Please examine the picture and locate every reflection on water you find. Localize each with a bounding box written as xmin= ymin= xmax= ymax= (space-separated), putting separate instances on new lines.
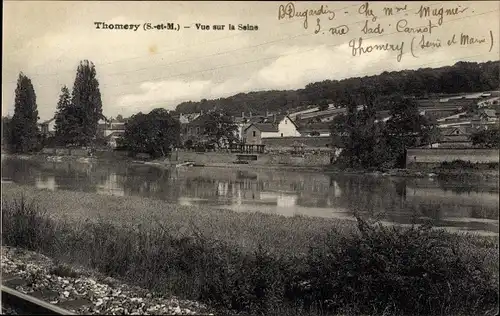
xmin=1 ymin=157 xmax=499 ymax=235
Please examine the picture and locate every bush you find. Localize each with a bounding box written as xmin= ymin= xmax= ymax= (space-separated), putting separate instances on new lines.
xmin=297 ymin=218 xmax=498 ymax=315
xmin=440 ymin=160 xmax=476 ymax=169
xmin=1 ymin=198 xmax=498 ymax=315
xmin=439 ymin=160 xmax=499 ymax=171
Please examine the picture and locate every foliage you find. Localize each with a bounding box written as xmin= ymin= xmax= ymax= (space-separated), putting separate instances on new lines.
xmin=384 ymin=95 xmax=439 ymax=166
xmin=118 ymin=108 xmax=180 ymax=158
xmin=332 ymin=93 xmax=440 ymax=169
xmin=463 ymin=100 xmax=479 ymax=114
xmin=202 ymin=111 xmax=238 ymax=148
xmin=471 ymin=127 xmax=500 ymax=148
xmin=2 ymin=116 xmax=12 ymax=149
xmin=175 ymin=61 xmax=499 ymax=115
xmin=2 ymin=197 xmax=498 ymax=316
xmin=9 ymin=72 xmax=39 ymax=153
xmin=69 ymin=60 xmax=103 ymax=147
xmin=53 ymin=85 xmax=76 ymax=146
xmin=439 ymin=160 xmax=477 ymax=170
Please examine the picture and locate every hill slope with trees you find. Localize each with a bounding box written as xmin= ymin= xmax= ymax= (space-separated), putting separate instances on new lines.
xmin=174 ymin=61 xmax=500 ymax=115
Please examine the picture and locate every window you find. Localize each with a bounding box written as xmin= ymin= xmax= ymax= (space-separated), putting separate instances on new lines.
xmin=285 ymin=120 xmax=287 ymax=124
xmin=281 ymin=133 xmax=283 ymax=137
xmin=196 ymin=127 xmax=200 ymax=134
xmin=253 ymin=131 xmax=256 ymax=137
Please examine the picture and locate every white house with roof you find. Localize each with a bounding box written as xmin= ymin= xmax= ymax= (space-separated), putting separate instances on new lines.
xmin=38 ymin=117 xmax=56 ymax=137
xmin=242 ymin=115 xmax=301 ymax=145
xmin=259 ymin=115 xmax=300 ymax=138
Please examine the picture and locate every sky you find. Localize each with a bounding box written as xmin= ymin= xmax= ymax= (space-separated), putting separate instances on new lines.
xmin=3 ymin=1 xmax=499 ymax=120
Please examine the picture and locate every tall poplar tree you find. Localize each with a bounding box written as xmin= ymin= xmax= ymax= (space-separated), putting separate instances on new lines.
xmin=10 ymin=72 xmax=39 ymax=153
xmin=71 ymin=60 xmax=103 ymax=147
xmin=54 ymin=85 xmax=74 ymax=145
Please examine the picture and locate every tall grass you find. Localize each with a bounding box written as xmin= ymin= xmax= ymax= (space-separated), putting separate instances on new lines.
xmin=1 ymin=196 xmax=498 ymax=316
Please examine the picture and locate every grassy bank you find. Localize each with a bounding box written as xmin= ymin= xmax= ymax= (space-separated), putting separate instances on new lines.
xmin=1 ymin=186 xmax=499 ymax=315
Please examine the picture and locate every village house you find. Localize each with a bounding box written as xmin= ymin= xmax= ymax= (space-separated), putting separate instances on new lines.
xmin=182 ymin=113 xmax=212 ymax=145
xmin=242 ymin=115 xmax=300 ymax=145
xmin=471 ymin=108 xmax=498 ymax=126
xmin=97 ymin=118 xmax=126 ymax=148
xmin=176 ymin=112 xmax=203 ymax=144
xmin=38 ymin=117 xmax=56 ymax=137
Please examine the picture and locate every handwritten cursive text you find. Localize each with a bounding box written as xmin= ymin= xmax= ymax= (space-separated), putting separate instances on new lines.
xmin=349 ymin=37 xmax=404 ymax=62
xmin=278 ymin=2 xmax=335 ymax=30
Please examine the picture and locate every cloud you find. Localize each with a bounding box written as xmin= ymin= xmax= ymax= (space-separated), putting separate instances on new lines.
xmin=115 ymin=42 xmax=404 ymax=114
xmin=117 ymin=79 xmax=212 ymax=113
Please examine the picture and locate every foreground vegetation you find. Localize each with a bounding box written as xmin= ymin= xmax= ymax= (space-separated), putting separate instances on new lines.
xmin=2 ymin=188 xmax=498 ymax=316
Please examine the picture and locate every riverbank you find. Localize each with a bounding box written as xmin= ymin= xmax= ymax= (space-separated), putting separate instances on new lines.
xmin=151 ymin=159 xmax=500 ymax=180
xmin=1 ymin=247 xmax=211 ymax=315
xmin=3 ymin=152 xmax=498 ymax=180
xmin=2 ymin=184 xmax=499 ymax=315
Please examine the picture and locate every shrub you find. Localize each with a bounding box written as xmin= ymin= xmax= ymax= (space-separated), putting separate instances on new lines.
xmin=1 ymin=197 xmax=498 ymax=315
xmin=298 ymin=218 xmax=498 ymax=315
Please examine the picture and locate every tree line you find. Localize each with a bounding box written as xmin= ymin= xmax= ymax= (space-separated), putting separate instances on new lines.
xmin=330 ymin=92 xmax=441 ymax=169
xmin=2 ymin=59 xmax=498 ymax=165
xmin=174 ymin=61 xmax=500 ymax=115
xmin=3 ymin=60 xmax=104 ymax=153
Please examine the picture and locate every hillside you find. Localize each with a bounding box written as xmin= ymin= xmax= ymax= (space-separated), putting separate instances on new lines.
xmin=174 ymin=61 xmax=500 ymax=115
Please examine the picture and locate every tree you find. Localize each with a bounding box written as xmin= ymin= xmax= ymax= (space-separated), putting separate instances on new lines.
xmin=384 ymin=95 xmax=437 ymax=167
xmin=9 ymin=72 xmax=39 ymax=153
xmin=463 ymin=100 xmax=479 ymax=114
xmin=202 ymin=111 xmax=238 ymax=148
xmin=116 ymin=114 xmax=124 ymax=122
xmin=2 ymin=116 xmax=12 ymax=149
xmin=53 ymin=85 xmax=77 ymax=146
xmin=174 ymin=61 xmax=499 ymax=116
xmin=71 ymin=60 xmax=103 ymax=147
xmin=118 ymin=108 xmax=180 ymax=158
xmin=471 ymin=127 xmax=500 ymax=148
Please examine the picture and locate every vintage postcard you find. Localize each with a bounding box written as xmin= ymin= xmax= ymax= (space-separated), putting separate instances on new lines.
xmin=2 ymin=1 xmax=499 ymax=315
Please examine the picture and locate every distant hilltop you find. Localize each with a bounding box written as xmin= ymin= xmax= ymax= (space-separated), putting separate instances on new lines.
xmin=174 ymin=60 xmax=499 ymax=116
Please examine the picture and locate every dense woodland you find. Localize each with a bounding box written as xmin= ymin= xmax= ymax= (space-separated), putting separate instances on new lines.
xmin=174 ymin=61 xmax=500 ymax=115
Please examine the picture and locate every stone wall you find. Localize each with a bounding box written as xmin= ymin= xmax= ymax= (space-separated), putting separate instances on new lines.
xmin=406 ymin=148 xmax=499 ymax=168
xmin=169 ymin=150 xmax=333 ymax=167
xmin=262 ymin=136 xmax=332 ymax=149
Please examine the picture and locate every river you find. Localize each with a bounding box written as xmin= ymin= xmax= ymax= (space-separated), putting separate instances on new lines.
xmin=1 ymin=156 xmax=498 ymax=235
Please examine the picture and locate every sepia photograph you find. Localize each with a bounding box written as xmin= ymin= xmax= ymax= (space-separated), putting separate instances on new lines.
xmin=1 ymin=1 xmax=499 ymax=315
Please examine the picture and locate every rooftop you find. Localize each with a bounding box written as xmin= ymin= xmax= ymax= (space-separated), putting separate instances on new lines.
xmin=248 ymin=123 xmax=279 ymax=133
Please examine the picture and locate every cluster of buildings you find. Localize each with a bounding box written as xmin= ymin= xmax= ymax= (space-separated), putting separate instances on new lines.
xmin=36 ymin=91 xmax=499 ymax=151
xmin=38 ymin=116 xmax=126 ymax=148
xmin=174 ymin=108 xmax=341 ymax=149
xmin=420 ymin=93 xmax=499 ymax=148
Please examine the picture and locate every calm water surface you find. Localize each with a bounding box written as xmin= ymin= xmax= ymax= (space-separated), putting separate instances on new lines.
xmin=2 ymin=157 xmax=498 ymax=235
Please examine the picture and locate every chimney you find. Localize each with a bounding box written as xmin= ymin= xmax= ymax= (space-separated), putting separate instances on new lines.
xmin=249 ymin=111 xmax=252 ymax=118
xmin=231 ymin=116 xmax=235 ymax=122
xmin=242 ymin=112 xmax=245 ymax=118
xmin=266 ymin=110 xmax=269 ymax=117
xmin=200 ymin=110 xmax=204 ymax=115
xmin=273 ymin=114 xmax=276 ymax=123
